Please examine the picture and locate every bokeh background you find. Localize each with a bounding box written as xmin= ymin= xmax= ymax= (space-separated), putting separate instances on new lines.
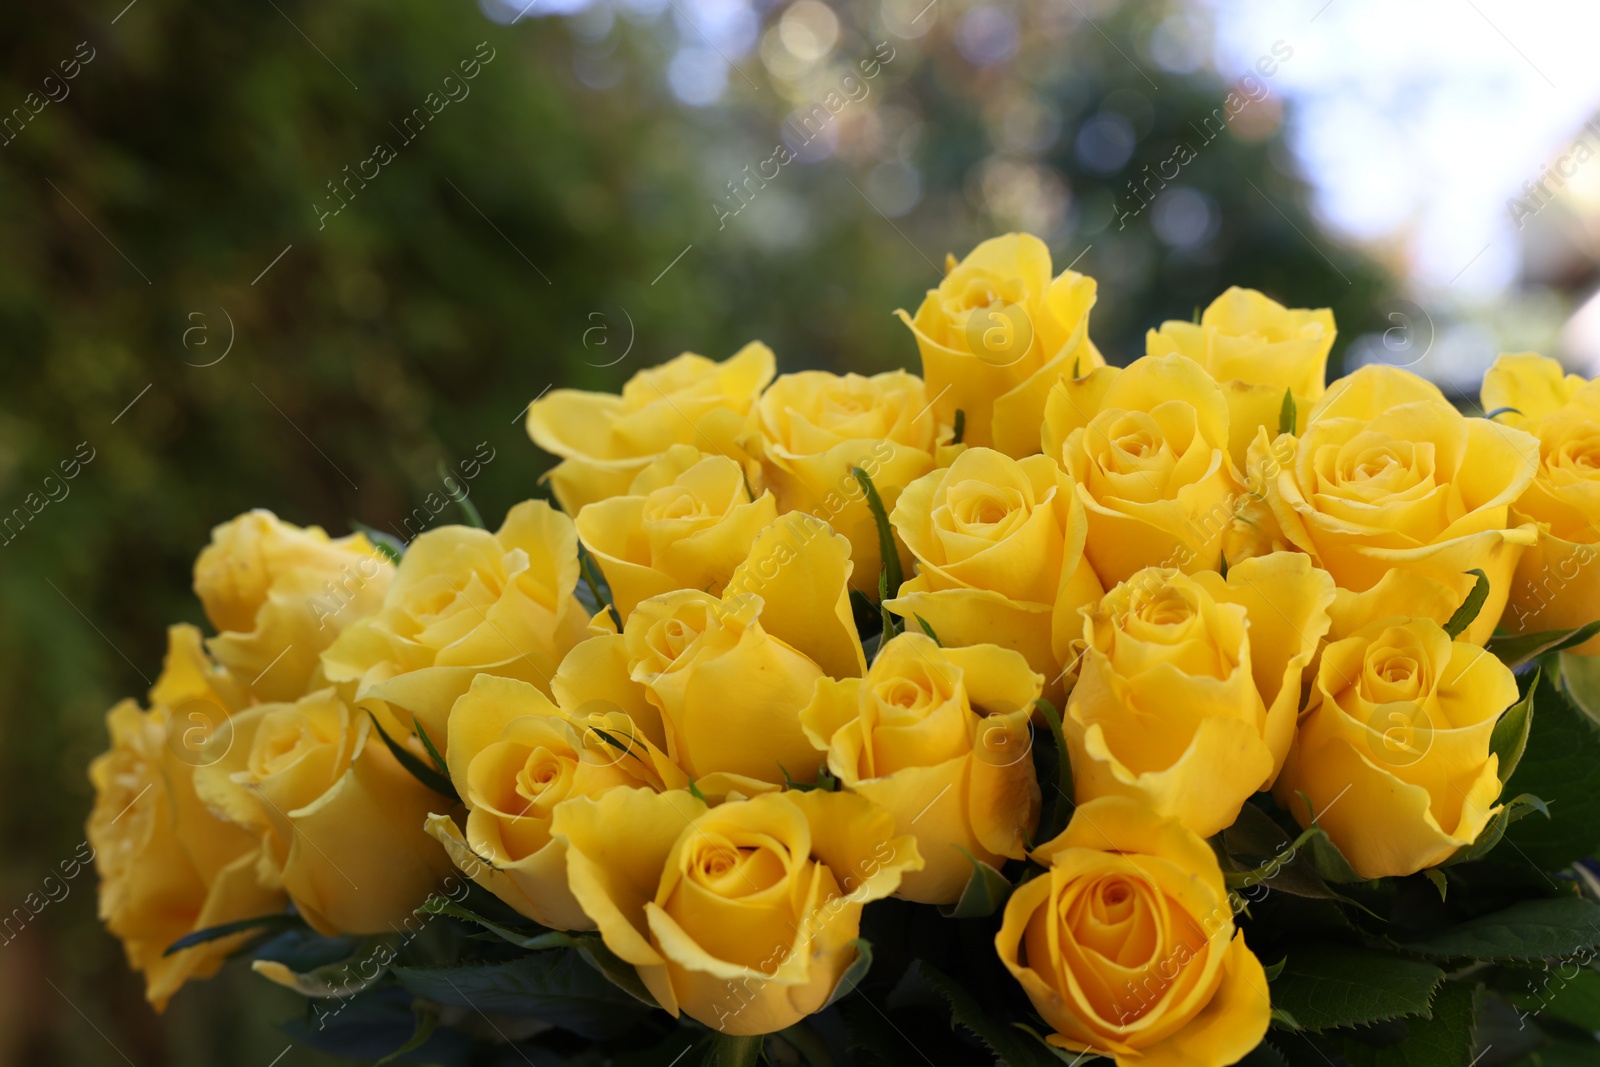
xmin=3 ymin=0 xmax=1598 ymax=1063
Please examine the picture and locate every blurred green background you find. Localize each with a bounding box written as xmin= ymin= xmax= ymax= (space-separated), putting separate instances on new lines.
xmin=0 ymin=0 xmax=1391 ymax=1063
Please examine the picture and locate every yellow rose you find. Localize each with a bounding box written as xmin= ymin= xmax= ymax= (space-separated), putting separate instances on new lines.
xmin=1066 ymin=554 xmax=1335 ymax=838
xmin=996 ymin=797 xmax=1269 ymax=1066
xmin=624 ymin=590 xmax=826 ymax=787
xmin=194 ymin=687 xmax=453 ymax=935
xmin=552 ymin=786 xmax=922 ymax=1035
xmin=321 ymin=499 xmax=589 ymax=748
xmin=1261 ymin=364 xmax=1540 ymax=645
xmin=420 ymin=674 xmax=652 ymax=929
xmin=746 ymin=370 xmax=936 ymax=591
xmin=87 ymin=625 xmax=284 ymax=1009
xmin=526 ymin=342 xmax=775 ymax=513
xmin=575 ymin=444 xmax=778 ymax=619
xmin=895 ymin=233 xmax=1103 ymax=457
xmin=194 ymin=510 xmax=393 ymax=702
xmin=800 ymin=633 xmax=1042 ymax=903
xmin=1147 ymin=287 xmax=1335 ymax=464
xmin=1273 ymin=616 xmax=1517 ymax=878
xmin=1481 ymin=353 xmax=1600 ymax=652
xmin=1043 ymin=354 xmax=1243 ymax=586
xmin=885 ymin=447 xmax=1102 ymax=696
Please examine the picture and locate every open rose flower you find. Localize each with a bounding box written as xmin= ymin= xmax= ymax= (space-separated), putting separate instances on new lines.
xmin=800 ymin=632 xmax=1043 ymax=903
xmin=552 ymin=787 xmax=921 ymax=1035
xmin=423 ymin=674 xmax=654 ymax=928
xmin=1274 ymin=615 xmax=1517 ymax=878
xmin=88 ymin=625 xmax=285 ymax=1009
xmin=321 ymin=500 xmax=589 ymax=749
xmin=194 ymin=687 xmax=454 ymax=934
xmin=1481 ymin=353 xmax=1600 ymax=652
xmin=194 ymin=510 xmax=393 ymax=702
xmin=1260 ymin=364 xmax=1539 ymax=645
xmin=526 ymin=342 xmax=774 ymax=513
xmin=1146 ymin=287 xmax=1335 ymax=464
xmin=886 ymin=447 xmax=1102 ymax=696
xmin=745 ymin=370 xmax=936 ymax=592
xmin=1043 ymin=353 xmax=1244 ymax=585
xmin=1066 ymin=553 xmax=1334 ymax=837
xmin=575 ymin=444 xmax=778 ymax=619
xmin=996 ymin=797 xmax=1269 ymax=1066
xmin=896 ymin=233 xmax=1103 ymax=457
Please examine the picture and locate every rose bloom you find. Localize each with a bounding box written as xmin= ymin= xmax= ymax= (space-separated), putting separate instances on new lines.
xmin=896 ymin=233 xmax=1103 ymax=457
xmin=552 ymin=787 xmax=921 ymax=1035
xmin=996 ymin=797 xmax=1269 ymax=1066
xmin=887 ymin=447 xmax=1102 ymax=697
xmin=321 ymin=499 xmax=589 ymax=750
xmin=801 ymin=632 xmax=1043 ymax=904
xmin=194 ymin=686 xmax=453 ymax=935
xmin=1066 ymin=553 xmax=1335 ymax=837
xmin=575 ymin=444 xmax=778 ymax=619
xmin=1481 ymin=353 xmax=1600 ymax=652
xmin=746 ymin=370 xmax=936 ymax=592
xmin=1273 ymin=615 xmax=1518 ymax=878
xmin=424 ymin=674 xmax=654 ymax=929
xmin=1043 ymin=353 xmax=1244 ymax=586
xmin=194 ymin=510 xmax=393 ymax=702
xmin=87 ymin=625 xmax=285 ymax=1009
xmin=526 ymin=342 xmax=774 ymax=513
xmin=1258 ymin=364 xmax=1539 ymax=645
xmin=1146 ymin=287 xmax=1335 ymax=464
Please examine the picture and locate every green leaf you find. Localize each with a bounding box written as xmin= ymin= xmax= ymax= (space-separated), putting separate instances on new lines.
xmin=1281 ymin=792 xmax=1366 ymax=884
xmin=366 ymin=711 xmax=459 ymax=802
xmin=1443 ymin=569 xmax=1490 ymax=640
xmin=1422 ymin=867 xmax=1448 ymax=901
xmin=952 ymin=408 xmax=966 ymax=444
xmin=1034 ymin=697 xmax=1073 ymax=841
xmin=914 ymin=614 xmax=941 ymax=645
xmin=1503 ymin=669 xmax=1600 ymax=868
xmin=350 ymin=521 xmax=405 ymax=565
xmin=939 ymin=848 xmax=1013 ymax=918
xmin=393 ymin=952 xmax=650 ymax=1039
xmin=853 ymin=466 xmax=902 ymax=600
xmin=1509 ymin=967 xmax=1600 ymax=1032
xmin=437 ymin=458 xmax=484 ymax=528
xmin=1401 ymin=896 xmax=1600 ymax=962
xmin=1268 ymin=945 xmax=1445 ymax=1032
xmin=877 ymin=566 xmax=897 ymax=642
xmin=373 ymin=1007 xmax=436 ymax=1066
xmin=164 ymin=913 xmax=302 ymax=956
xmin=1484 ymin=406 xmax=1522 ymax=420
xmin=823 ymin=938 xmax=873 ymax=1008
xmin=1278 ymin=387 xmax=1296 ymax=436
xmin=1559 ymin=649 xmax=1600 ymax=726
xmin=1488 ymin=620 xmax=1600 ymax=670
xmin=413 ymin=717 xmax=449 ymax=777
xmin=889 ymin=961 xmax=1061 ymax=1067
xmin=575 ymin=542 xmax=623 ymax=631
xmin=1330 ymin=982 xmax=1480 ymax=1067
xmin=1492 ymin=673 xmax=1538 ymax=784
xmin=1445 ymin=793 xmax=1550 ymax=865
xmin=1220 ymin=804 xmax=1358 ymax=904
xmin=250 ymin=936 xmax=394 ymax=998
xmin=700 ymin=1034 xmax=765 ymax=1067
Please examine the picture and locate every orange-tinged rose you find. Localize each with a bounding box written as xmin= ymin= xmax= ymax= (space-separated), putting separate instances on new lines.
xmin=996 ymin=797 xmax=1269 ymax=1066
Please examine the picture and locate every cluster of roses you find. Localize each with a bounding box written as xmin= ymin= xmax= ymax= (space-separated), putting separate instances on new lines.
xmin=89 ymin=232 xmax=1600 ymax=1066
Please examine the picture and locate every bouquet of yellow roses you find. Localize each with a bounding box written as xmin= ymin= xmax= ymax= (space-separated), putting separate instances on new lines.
xmin=88 ymin=234 xmax=1600 ymax=1065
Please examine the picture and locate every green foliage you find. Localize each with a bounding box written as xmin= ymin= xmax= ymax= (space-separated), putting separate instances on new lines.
xmin=1503 ymin=667 xmax=1600 ymax=868
xmin=1268 ymin=945 xmax=1445 ymax=1032
xmin=392 ymin=952 xmax=650 ymax=1039
xmin=938 ymin=850 xmax=1013 ymax=919
xmin=1399 ymin=897 xmax=1600 ymax=963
